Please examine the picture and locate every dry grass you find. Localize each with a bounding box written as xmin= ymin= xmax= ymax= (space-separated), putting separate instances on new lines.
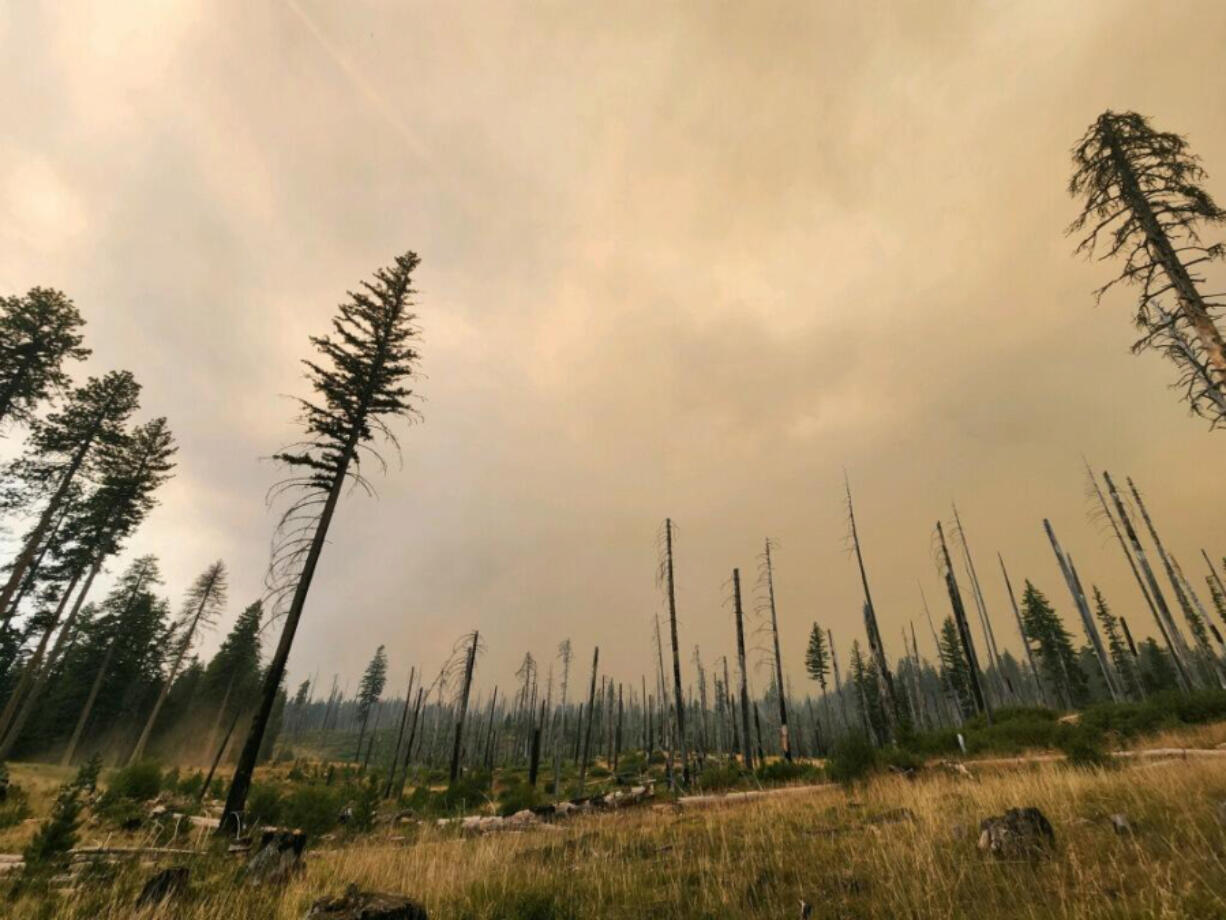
xmin=5 ymin=753 xmax=1226 ymax=919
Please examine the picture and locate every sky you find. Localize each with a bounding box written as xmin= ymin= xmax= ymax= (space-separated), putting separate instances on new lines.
xmin=2 ymin=0 xmax=1225 ymax=702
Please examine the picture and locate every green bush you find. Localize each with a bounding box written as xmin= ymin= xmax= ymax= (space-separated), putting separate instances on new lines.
xmin=350 ymin=780 xmax=380 ymax=831
xmin=496 ymin=777 xmax=541 ymax=816
xmin=696 ymin=761 xmax=745 ymax=792
xmin=754 ymin=759 xmax=820 ymax=785
xmin=281 ymin=784 xmax=341 ymax=836
xmin=881 ymin=746 xmax=924 ymax=774
xmin=826 ymin=735 xmax=879 ymax=786
xmin=24 ymin=782 xmax=83 ymax=869
xmin=105 ymin=761 xmax=162 ymax=802
xmin=247 ymin=784 xmax=284 ymax=826
xmin=178 ymin=771 xmax=204 ymax=798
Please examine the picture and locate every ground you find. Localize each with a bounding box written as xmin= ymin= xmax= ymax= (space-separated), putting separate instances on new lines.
xmin=3 ymin=725 xmax=1226 ymax=918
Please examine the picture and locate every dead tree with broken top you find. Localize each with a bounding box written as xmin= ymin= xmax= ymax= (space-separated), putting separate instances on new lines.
xmin=935 ymin=521 xmax=991 ymax=721
xmin=759 ymin=539 xmax=792 ymax=760
xmin=844 ymin=478 xmax=898 ymax=727
xmin=659 ymin=519 xmax=688 ymax=783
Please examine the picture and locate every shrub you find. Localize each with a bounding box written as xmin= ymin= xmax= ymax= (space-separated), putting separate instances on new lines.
xmin=247 ymin=784 xmax=284 ymax=826
xmin=105 ymin=761 xmax=162 ymax=802
xmin=350 ymin=780 xmax=380 ymax=831
xmin=754 ymin=759 xmax=820 ymax=785
xmin=1056 ymin=724 xmax=1113 ymax=769
xmin=881 ymin=746 xmax=924 ymax=774
xmin=24 ymin=782 xmax=83 ymax=868
xmin=496 ymin=777 xmax=541 ymax=816
xmin=696 ymin=761 xmax=745 ymax=792
xmin=826 ymin=735 xmax=880 ymax=786
xmin=178 ymin=771 xmax=204 ymax=798
xmin=282 ymin=785 xmax=341 ymax=836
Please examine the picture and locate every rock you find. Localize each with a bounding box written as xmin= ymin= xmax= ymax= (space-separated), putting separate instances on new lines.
xmin=505 ymin=809 xmax=540 ymax=828
xmin=305 ymin=883 xmax=428 ymax=919
xmin=245 ymin=829 xmax=307 ymax=886
xmin=977 ymin=807 xmax=1055 ymax=859
xmin=135 ymin=866 xmax=189 ymax=908
xmin=1109 ymin=813 xmax=1132 ymax=835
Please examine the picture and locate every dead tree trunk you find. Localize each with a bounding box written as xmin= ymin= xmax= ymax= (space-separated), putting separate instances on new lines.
xmin=578 ymin=646 xmax=599 ymax=791
xmin=1043 ymin=519 xmax=1121 ymax=701
xmin=762 ymin=540 xmax=792 ymax=760
xmin=845 ymin=481 xmax=899 ymax=724
xmin=935 ymin=521 xmax=991 ymax=721
xmin=449 ymin=632 xmax=479 ymax=783
xmin=662 ymin=519 xmax=688 ymax=783
xmin=733 ymin=568 xmax=753 ymax=770
xmin=998 ymin=554 xmax=1049 ymax=707
xmin=1102 ymin=471 xmax=1194 ymax=690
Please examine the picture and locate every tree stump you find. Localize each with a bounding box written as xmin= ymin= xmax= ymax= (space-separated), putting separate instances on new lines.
xmin=305 ymin=884 xmax=427 ymax=919
xmin=977 ymin=807 xmax=1055 ymax=859
xmin=245 ymin=829 xmax=307 ymax=886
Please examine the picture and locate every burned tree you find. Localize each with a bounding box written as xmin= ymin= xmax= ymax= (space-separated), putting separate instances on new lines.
xmin=1069 ymin=111 xmax=1226 ymax=423
xmin=220 ymin=251 xmax=423 ymax=832
xmin=758 ymin=539 xmax=791 ymax=760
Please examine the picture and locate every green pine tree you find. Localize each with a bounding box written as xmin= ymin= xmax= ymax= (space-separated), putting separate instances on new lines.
xmin=1021 ymin=581 xmax=1089 ymax=708
xmin=1092 ymin=587 xmax=1142 ymax=700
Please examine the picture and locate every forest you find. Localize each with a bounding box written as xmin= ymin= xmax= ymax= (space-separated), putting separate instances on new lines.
xmin=2 ymin=94 xmax=1226 ymax=919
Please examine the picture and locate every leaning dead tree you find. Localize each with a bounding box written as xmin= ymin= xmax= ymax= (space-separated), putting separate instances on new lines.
xmin=844 ymin=477 xmax=898 ymax=724
xmin=935 ymin=521 xmax=990 ymax=720
xmin=1069 ymin=110 xmax=1226 ymax=424
xmin=220 ymin=251 xmax=423 ymax=833
xmin=1101 ymin=470 xmax=1194 ymax=690
xmin=952 ymin=505 xmax=1008 ymax=701
xmin=448 ymin=631 xmax=481 ymax=782
xmin=1042 ymin=519 xmax=1121 ymax=701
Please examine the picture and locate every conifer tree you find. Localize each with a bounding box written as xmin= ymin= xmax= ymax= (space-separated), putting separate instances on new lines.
xmin=1069 ymin=111 xmax=1226 ymax=422
xmin=1021 ymin=581 xmax=1088 ymax=708
xmin=58 ymin=556 xmax=161 ymax=765
xmin=1138 ymin=638 xmax=1181 ymax=694
xmin=1092 ymin=587 xmax=1141 ymax=699
xmin=804 ymin=622 xmax=829 ymax=692
xmin=0 ymin=288 xmax=89 ymax=429
xmin=937 ymin=616 xmax=974 ymax=718
xmin=129 ymin=561 xmax=227 ymax=763
xmin=354 ymin=645 xmax=388 ymax=762
xmin=221 ymin=251 xmax=422 ymax=830
xmin=0 ymin=417 xmax=175 ymax=757
xmin=198 ymin=601 xmax=263 ymax=757
xmin=0 ymin=372 xmax=141 ymax=618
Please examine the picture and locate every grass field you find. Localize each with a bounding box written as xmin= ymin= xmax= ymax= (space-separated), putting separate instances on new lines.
xmin=3 ymin=736 xmax=1226 ymax=919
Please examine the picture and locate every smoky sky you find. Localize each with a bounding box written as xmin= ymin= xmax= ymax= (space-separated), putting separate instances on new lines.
xmin=2 ymin=0 xmax=1225 ymax=700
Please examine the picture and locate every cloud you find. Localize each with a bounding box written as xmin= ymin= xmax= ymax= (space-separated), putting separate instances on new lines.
xmin=2 ymin=0 xmax=1225 ymax=698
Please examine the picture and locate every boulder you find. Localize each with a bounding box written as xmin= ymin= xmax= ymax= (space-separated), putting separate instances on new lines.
xmin=305 ymin=884 xmax=428 ymax=919
xmin=977 ymin=807 xmax=1055 ymax=859
xmin=135 ymin=866 xmax=189 ymax=908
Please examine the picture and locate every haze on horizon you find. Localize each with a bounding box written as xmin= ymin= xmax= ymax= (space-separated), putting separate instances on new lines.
xmin=2 ymin=0 xmax=1225 ymax=698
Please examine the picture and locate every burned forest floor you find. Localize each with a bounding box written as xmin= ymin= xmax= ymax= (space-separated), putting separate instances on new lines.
xmin=2 ymin=712 xmax=1226 ymax=918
